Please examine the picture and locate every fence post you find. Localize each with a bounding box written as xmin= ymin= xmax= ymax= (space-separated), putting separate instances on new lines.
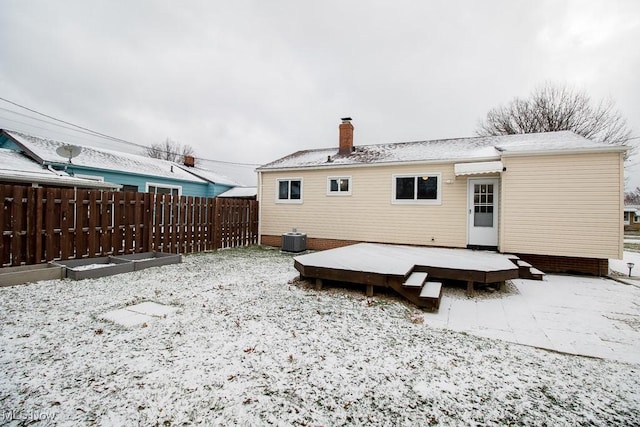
xmin=26 ymin=186 xmax=37 ymax=265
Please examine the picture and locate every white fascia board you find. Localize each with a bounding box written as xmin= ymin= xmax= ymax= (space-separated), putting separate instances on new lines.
xmin=499 ymin=145 xmax=628 ymax=157
xmin=256 ymin=155 xmax=502 ymax=173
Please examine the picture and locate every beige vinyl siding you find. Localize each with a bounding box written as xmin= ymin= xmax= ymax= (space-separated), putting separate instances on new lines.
xmin=260 ymin=163 xmax=469 ymax=248
xmin=499 ymin=152 xmax=623 ymax=259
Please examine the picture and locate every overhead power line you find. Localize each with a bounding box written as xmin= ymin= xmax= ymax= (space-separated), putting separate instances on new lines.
xmin=0 ymin=96 xmax=260 ymax=166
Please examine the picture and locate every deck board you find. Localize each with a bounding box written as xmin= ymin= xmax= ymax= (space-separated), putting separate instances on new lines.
xmin=294 ymin=243 xmax=519 ymax=279
xmin=294 ymin=242 xmax=520 ymax=308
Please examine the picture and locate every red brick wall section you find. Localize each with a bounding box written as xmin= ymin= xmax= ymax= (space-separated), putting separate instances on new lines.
xmin=262 ymin=235 xmax=610 ymax=277
xmin=261 ymin=235 xmax=360 ymax=251
xmin=515 ymin=253 xmax=609 ymax=276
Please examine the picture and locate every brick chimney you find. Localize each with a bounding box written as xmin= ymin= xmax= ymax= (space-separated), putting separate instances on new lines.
xmin=339 ymin=117 xmax=354 ymax=155
xmin=183 ymin=155 xmax=195 ymax=167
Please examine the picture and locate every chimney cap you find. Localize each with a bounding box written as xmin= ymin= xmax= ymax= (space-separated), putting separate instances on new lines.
xmin=341 ymin=117 xmax=352 ymax=122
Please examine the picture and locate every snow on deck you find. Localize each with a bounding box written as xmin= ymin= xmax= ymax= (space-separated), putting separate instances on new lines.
xmin=294 ymin=243 xmax=517 ymax=276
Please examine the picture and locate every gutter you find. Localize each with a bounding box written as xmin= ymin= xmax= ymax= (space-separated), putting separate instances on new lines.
xmin=498 ymin=145 xmax=628 ymax=157
xmin=256 ymin=155 xmax=504 ymax=173
xmin=0 ymin=172 xmax=122 ymax=190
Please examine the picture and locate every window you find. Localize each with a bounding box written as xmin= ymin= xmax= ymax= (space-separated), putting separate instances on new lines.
xmin=277 ymin=178 xmax=302 ymax=202
xmin=146 ymin=183 xmax=181 ymax=196
xmin=625 ymin=212 xmax=631 ymax=225
xmin=327 ymin=176 xmax=351 ymax=195
xmin=122 ymin=184 xmax=139 ymax=192
xmin=392 ymin=174 xmax=441 ymax=204
xmin=473 ymin=183 xmax=494 ymax=227
xmin=635 ymin=214 xmax=640 ymax=223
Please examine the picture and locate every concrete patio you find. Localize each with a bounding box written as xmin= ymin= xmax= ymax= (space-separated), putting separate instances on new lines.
xmin=423 ymin=274 xmax=640 ymax=364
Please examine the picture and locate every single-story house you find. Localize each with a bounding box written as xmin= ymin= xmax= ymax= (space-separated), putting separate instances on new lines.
xmin=257 ymin=119 xmax=627 ymax=276
xmin=0 ymin=130 xmax=236 ymax=197
xmin=216 ymin=187 xmax=257 ymax=199
xmin=624 ymin=205 xmax=640 ymax=231
xmin=0 ymin=147 xmax=120 ymax=190
xmin=179 ymin=157 xmax=257 ymax=198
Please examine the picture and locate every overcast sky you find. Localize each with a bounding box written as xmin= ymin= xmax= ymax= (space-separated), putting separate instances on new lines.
xmin=1 ymin=0 xmax=639 ymax=182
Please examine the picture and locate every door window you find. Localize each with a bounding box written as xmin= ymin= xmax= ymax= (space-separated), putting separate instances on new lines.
xmin=473 ymin=184 xmax=494 ymax=227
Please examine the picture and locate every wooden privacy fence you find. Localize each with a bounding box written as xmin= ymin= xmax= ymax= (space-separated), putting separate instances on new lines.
xmin=0 ymin=184 xmax=259 ymax=267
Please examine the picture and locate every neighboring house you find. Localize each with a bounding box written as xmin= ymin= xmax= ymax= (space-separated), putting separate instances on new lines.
xmin=624 ymin=205 xmax=640 ymax=231
xmin=216 ymin=186 xmax=257 ymax=199
xmin=257 ymin=119 xmax=627 ymax=276
xmin=0 ymin=130 xmax=235 ymax=197
xmin=179 ymin=157 xmax=257 ymax=198
xmin=0 ymin=148 xmax=120 ymax=190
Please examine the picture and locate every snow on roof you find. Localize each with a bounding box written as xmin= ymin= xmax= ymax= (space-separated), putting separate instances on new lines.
xmin=0 ymin=148 xmax=120 ymax=189
xmin=192 ymin=158 xmax=258 ymax=187
xmin=4 ymin=130 xmax=207 ymax=184
xmin=259 ymin=131 xmax=621 ymax=171
xmin=216 ymin=187 xmax=257 ymax=198
xmin=178 ymin=166 xmax=241 ymax=187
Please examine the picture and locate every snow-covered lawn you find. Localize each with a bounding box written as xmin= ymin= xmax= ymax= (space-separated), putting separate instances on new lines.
xmin=1 ymin=247 xmax=638 ymax=425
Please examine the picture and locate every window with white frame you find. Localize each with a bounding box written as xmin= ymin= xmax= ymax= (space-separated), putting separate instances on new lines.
xmin=146 ymin=183 xmax=181 ymax=196
xmin=392 ymin=173 xmax=441 ymax=204
xmin=277 ymin=178 xmax=302 ymax=202
xmin=327 ymin=176 xmax=351 ymax=195
xmin=635 ymin=213 xmax=640 ymax=223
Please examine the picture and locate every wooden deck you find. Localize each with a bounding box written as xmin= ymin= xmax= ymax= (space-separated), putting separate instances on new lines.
xmin=294 ymin=243 xmax=530 ymax=310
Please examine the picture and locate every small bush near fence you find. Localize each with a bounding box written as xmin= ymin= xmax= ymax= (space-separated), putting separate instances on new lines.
xmin=0 ymin=184 xmax=258 ymax=267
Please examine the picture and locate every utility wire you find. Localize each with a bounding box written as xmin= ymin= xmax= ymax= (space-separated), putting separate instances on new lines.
xmin=0 ymin=96 xmax=260 ymax=166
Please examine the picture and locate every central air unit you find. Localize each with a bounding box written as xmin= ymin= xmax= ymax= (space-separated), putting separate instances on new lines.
xmin=282 ymin=232 xmax=307 ymax=253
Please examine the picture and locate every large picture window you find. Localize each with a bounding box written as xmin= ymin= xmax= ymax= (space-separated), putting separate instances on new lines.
xmin=392 ymin=174 xmax=441 ymax=204
xmin=277 ymin=178 xmax=302 ymax=202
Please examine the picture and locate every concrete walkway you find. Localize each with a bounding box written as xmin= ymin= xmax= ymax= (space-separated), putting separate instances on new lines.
xmin=424 ymin=274 xmax=640 ymax=365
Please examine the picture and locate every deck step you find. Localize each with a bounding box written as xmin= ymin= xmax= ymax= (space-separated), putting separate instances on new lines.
xmin=505 ymin=254 xmax=520 ymax=266
xmin=403 ymin=271 xmax=428 ymax=288
xmin=528 ymin=267 xmax=545 ymax=280
xmin=419 ymin=281 xmax=442 ymax=299
xmin=516 ymin=260 xmax=532 ymax=268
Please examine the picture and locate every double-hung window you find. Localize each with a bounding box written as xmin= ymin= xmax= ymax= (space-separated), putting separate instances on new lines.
xmin=327 ymin=176 xmax=351 ymax=196
xmin=392 ymin=173 xmax=441 ymax=205
xmin=277 ymin=178 xmax=302 ymax=202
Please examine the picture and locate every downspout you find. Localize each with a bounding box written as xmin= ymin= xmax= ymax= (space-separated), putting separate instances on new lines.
xmin=47 ymin=165 xmax=66 ymax=176
xmin=257 ymin=170 xmax=263 ymax=245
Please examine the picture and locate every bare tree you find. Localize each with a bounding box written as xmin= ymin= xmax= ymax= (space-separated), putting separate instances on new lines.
xmin=625 ymin=187 xmax=640 ymax=204
xmin=477 ymin=83 xmax=632 ymax=153
xmin=145 ymin=138 xmax=194 ymax=162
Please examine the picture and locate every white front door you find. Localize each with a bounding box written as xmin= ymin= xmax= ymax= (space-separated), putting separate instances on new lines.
xmin=468 ymin=178 xmax=499 ymax=247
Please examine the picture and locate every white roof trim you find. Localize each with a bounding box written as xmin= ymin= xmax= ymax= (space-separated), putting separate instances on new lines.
xmin=454 ymin=161 xmax=504 ymax=176
xmin=0 ymin=171 xmax=121 ymax=189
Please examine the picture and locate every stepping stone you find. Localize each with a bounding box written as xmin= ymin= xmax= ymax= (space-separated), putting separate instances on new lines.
xmin=100 ymin=302 xmax=178 ymax=327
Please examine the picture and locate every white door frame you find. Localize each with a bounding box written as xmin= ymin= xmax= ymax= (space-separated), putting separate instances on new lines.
xmin=467 ymin=178 xmax=499 ymax=247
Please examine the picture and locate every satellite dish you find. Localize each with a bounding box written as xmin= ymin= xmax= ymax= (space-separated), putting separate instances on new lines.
xmin=55 ymin=145 xmax=82 ymax=164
